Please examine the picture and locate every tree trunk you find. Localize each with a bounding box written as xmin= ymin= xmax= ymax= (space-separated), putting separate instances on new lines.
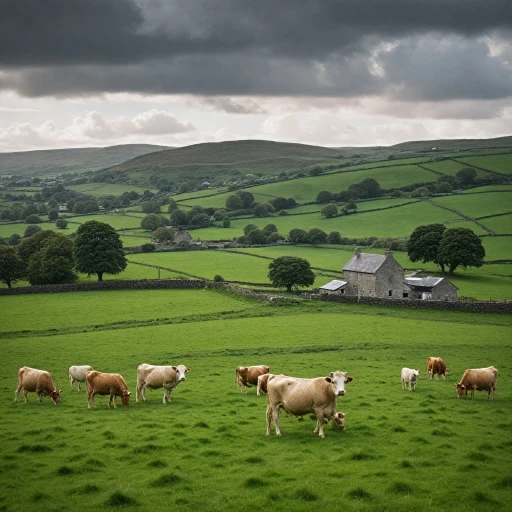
xmin=286 ymin=284 xmax=292 ymax=292
xmin=7 ymin=281 xmax=11 ymax=288
xmin=97 ymin=272 xmax=103 ymax=282
xmin=449 ymin=264 xmax=457 ymax=275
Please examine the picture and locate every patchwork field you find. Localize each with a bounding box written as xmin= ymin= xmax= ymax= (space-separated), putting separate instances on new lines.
xmin=1 ymin=290 xmax=511 ymax=512
xmin=66 ymin=183 xmax=156 ymax=197
xmin=455 ymin=154 xmax=512 ymax=174
xmin=430 ymin=192 xmax=512 ymax=219
xmin=480 ymin=216 xmax=512 ymax=235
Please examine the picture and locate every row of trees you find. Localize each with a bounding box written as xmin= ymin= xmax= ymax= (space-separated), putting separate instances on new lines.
xmin=407 ymin=224 xmax=485 ymax=274
xmin=0 ymin=221 xmax=127 ymax=288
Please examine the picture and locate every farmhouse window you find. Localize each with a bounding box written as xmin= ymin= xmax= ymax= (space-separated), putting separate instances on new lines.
xmin=403 ymin=292 xmax=409 ymax=298
xmin=388 ymin=290 xmax=392 ymax=297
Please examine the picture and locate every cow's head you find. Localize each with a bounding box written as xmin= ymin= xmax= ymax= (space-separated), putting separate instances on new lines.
xmin=414 ymin=370 xmax=420 ymax=378
xmin=50 ymin=389 xmax=62 ymax=405
xmin=332 ymin=412 xmax=346 ymax=430
xmin=455 ymin=383 xmax=465 ymax=398
xmin=120 ymin=391 xmax=131 ymax=406
xmin=172 ymin=365 xmax=190 ymax=382
xmin=326 ymin=371 xmax=353 ymax=396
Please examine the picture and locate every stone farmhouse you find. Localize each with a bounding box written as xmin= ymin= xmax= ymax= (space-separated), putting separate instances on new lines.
xmin=319 ymin=248 xmax=457 ymax=301
xmin=152 ymin=228 xmax=193 ymax=246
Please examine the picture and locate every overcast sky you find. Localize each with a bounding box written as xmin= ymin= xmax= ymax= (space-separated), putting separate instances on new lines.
xmin=1 ymin=0 xmax=511 ymax=152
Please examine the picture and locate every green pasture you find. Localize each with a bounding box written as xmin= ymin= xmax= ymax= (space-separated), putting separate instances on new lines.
xmin=337 ymin=156 xmax=429 ymax=172
xmin=421 ymin=159 xmax=488 ymax=177
xmin=430 ymin=192 xmax=512 ymax=219
xmin=119 ymin=235 xmax=151 ymax=246
xmin=480 ymin=215 xmax=512 ymax=235
xmin=462 ymin=185 xmax=512 ymax=193
xmin=179 ymin=192 xmax=276 ymax=210
xmin=480 ymin=236 xmax=512 ymax=261
xmin=0 ymin=221 xmax=80 ymax=239
xmin=444 ymin=220 xmax=487 ymax=235
xmin=0 ymin=290 xmax=511 ymax=512
xmin=71 ymin=214 xmax=141 ymax=230
xmin=173 ymin=189 xmax=227 ymax=202
xmin=455 ymin=154 xmax=512 ymax=174
xmin=67 ymin=183 xmax=155 ymax=197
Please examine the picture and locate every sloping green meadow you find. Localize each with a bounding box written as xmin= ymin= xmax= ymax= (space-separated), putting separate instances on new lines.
xmin=455 ymin=154 xmax=512 ymax=174
xmin=430 ymin=192 xmax=512 ymax=219
xmin=0 ymin=290 xmax=511 ymax=511
xmin=480 ymin=216 xmax=512 ymax=235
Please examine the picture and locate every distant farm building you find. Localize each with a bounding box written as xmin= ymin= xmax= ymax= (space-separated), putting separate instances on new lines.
xmin=404 ymin=274 xmax=458 ymax=301
xmin=319 ymin=280 xmax=347 ymax=296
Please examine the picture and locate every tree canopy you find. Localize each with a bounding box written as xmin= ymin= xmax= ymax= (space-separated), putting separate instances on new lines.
xmin=407 ymin=224 xmax=447 ymax=272
xmin=321 ymin=203 xmax=338 ymax=218
xmin=73 ymin=221 xmax=127 ymax=282
xmin=268 ymin=256 xmax=315 ymax=292
xmin=140 ymin=213 xmax=164 ymax=231
xmin=438 ymin=227 xmax=486 ymax=274
xmin=0 ymin=246 xmax=25 ymax=288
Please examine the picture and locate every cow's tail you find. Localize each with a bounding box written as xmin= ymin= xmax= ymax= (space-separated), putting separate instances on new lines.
xmin=235 ymin=367 xmax=242 ymax=389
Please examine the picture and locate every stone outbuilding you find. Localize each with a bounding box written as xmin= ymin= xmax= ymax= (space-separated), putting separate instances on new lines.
xmin=404 ymin=275 xmax=458 ymax=301
xmin=342 ymin=248 xmax=404 ymax=298
xmin=319 ymin=280 xmax=348 ymax=295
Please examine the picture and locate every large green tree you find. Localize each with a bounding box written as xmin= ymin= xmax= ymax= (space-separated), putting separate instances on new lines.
xmin=321 ymin=203 xmax=338 ymax=218
xmin=74 ymin=221 xmax=127 ymax=282
xmin=0 ymin=246 xmax=25 ymax=288
xmin=18 ymin=230 xmax=61 ymax=263
xmin=225 ymin=194 xmax=243 ymax=211
xmin=407 ymin=224 xmax=447 ymax=272
xmin=438 ymin=227 xmax=486 ymax=274
xmin=140 ymin=213 xmax=164 ymax=231
xmin=268 ymin=256 xmax=315 ymax=292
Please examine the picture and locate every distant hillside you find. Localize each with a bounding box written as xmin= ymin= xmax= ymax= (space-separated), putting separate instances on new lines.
xmin=94 ymin=137 xmax=512 ymax=184
xmin=0 ymin=144 xmax=170 ymax=176
xmin=94 ymin=140 xmax=344 ymax=183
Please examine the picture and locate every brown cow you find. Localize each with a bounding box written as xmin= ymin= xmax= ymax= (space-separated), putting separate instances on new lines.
xmin=236 ymin=365 xmax=269 ymax=393
xmin=426 ymin=357 xmax=448 ymax=380
xmin=266 ymin=371 xmax=353 ymax=438
xmin=85 ymin=371 xmax=131 ymax=409
xmin=14 ymin=367 xmax=61 ymax=405
xmin=257 ymin=373 xmax=273 ymax=396
xmin=455 ymin=366 xmax=498 ymax=400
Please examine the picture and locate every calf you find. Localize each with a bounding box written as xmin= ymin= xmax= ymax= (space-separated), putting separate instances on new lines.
xmin=236 ymin=365 xmax=269 ymax=393
xmin=401 ymin=368 xmax=420 ymax=391
xmin=14 ymin=367 xmax=61 ymax=405
xmin=332 ymin=412 xmax=346 ymax=430
xmin=455 ymin=366 xmax=498 ymax=400
xmin=136 ymin=364 xmax=190 ymax=404
xmin=85 ymin=371 xmax=131 ymax=409
xmin=266 ymin=371 xmax=353 ymax=438
xmin=68 ymin=365 xmax=93 ymax=391
xmin=257 ymin=373 xmax=272 ymax=396
xmin=426 ymin=357 xmax=447 ymax=380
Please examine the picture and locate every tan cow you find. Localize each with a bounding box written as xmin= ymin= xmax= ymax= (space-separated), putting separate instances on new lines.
xmin=426 ymin=357 xmax=447 ymax=380
xmin=85 ymin=371 xmax=131 ymax=409
xmin=68 ymin=365 xmax=93 ymax=391
xmin=455 ymin=366 xmax=498 ymax=400
xmin=14 ymin=367 xmax=61 ymax=405
xmin=136 ymin=364 xmax=190 ymax=404
xmin=257 ymin=373 xmax=273 ymax=396
xmin=332 ymin=412 xmax=346 ymax=430
xmin=266 ymin=371 xmax=353 ymax=438
xmin=236 ymin=365 xmax=269 ymax=394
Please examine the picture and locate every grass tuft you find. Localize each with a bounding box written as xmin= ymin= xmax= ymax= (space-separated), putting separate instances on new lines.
xmin=31 ymin=492 xmax=47 ymax=502
xmin=389 ymin=482 xmax=413 ymax=494
xmin=350 ymin=451 xmax=375 ymax=461
xmin=57 ymin=466 xmax=76 ymax=476
xmin=393 ymin=426 xmax=407 ymax=433
xmin=105 ymin=491 xmax=139 ymax=507
xmin=245 ymin=456 xmax=265 ymax=464
xmin=496 ymin=476 xmax=512 ymax=488
xmin=473 ymin=491 xmax=498 ymax=504
xmin=467 ymin=451 xmax=492 ymax=462
xmin=194 ymin=421 xmax=210 ymax=428
xmin=151 ymin=472 xmax=183 ymax=488
xmin=103 ymin=430 xmax=115 ymax=440
xmin=147 ymin=460 xmax=167 ymax=469
xmin=294 ymin=488 xmax=319 ymax=501
xmin=72 ymin=484 xmax=100 ymax=495
xmin=400 ymin=460 xmax=412 ymax=468
xmin=348 ymin=488 xmax=373 ymax=500
xmin=17 ymin=444 xmax=51 ymax=453
xmin=432 ymin=429 xmax=454 ymax=437
xmin=244 ymin=477 xmax=268 ymax=488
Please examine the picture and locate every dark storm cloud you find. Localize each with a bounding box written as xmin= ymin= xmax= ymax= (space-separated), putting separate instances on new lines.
xmin=1 ymin=0 xmax=511 ymax=101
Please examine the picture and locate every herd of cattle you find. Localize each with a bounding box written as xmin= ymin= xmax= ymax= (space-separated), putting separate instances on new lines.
xmin=14 ymin=358 xmax=498 ymax=438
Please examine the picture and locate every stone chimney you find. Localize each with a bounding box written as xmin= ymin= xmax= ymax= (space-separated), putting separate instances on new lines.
xmin=354 ymin=247 xmax=361 ymax=257
xmin=385 ymin=249 xmax=393 ymax=258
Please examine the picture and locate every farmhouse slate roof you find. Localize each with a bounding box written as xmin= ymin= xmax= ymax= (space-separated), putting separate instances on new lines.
xmin=343 ymin=253 xmax=386 ymax=274
xmin=404 ymin=276 xmax=453 ymax=289
xmin=319 ymin=280 xmax=347 ymax=291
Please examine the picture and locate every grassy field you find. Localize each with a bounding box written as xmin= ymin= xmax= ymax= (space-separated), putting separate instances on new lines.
xmin=0 ymin=290 xmax=510 ymax=511
xmin=421 ymin=159 xmax=489 ymax=177
xmin=67 ymin=183 xmax=155 ymax=197
xmin=430 ymin=192 xmax=512 ymax=219
xmin=455 ymin=154 xmax=512 ymax=174
xmin=480 ymin=216 xmax=512 ymax=235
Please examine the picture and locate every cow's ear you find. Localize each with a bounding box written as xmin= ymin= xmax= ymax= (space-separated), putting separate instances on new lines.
xmin=127 ymin=392 xmax=131 ymax=396
xmin=186 ymin=368 xmax=191 ymax=372
xmin=172 ymin=366 xmax=178 ymax=371
xmin=59 ymin=390 xmax=63 ymax=393
xmin=345 ymin=377 xmax=353 ymax=383
xmin=330 ymin=372 xmax=334 ymax=378
xmin=325 ymin=377 xmax=332 ymax=383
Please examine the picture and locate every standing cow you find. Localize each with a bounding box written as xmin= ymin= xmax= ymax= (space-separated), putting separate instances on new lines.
xmin=455 ymin=366 xmax=498 ymax=400
xmin=136 ymin=364 xmax=190 ymax=404
xmin=401 ymin=368 xmax=420 ymax=391
xmin=14 ymin=367 xmax=61 ymax=405
xmin=85 ymin=371 xmax=131 ymax=409
xmin=236 ymin=365 xmax=269 ymax=394
xmin=68 ymin=365 xmax=93 ymax=391
xmin=426 ymin=357 xmax=447 ymax=380
xmin=266 ymin=371 xmax=353 ymax=438
xmin=257 ymin=373 xmax=273 ymax=396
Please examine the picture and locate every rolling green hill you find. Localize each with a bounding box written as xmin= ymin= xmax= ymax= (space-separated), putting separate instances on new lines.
xmin=0 ymin=144 xmax=170 ymax=176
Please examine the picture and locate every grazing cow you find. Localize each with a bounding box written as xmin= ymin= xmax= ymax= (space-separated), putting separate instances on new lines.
xmin=236 ymin=365 xmax=269 ymax=394
xmin=257 ymin=373 xmax=273 ymax=396
xmin=85 ymin=371 xmax=131 ymax=409
xmin=426 ymin=357 xmax=448 ymax=380
xmin=136 ymin=364 xmax=190 ymax=404
xmin=332 ymin=412 xmax=346 ymax=430
xmin=401 ymin=368 xmax=420 ymax=391
xmin=14 ymin=367 xmax=61 ymax=405
xmin=266 ymin=371 xmax=353 ymax=438
xmin=68 ymin=365 xmax=93 ymax=391
xmin=455 ymin=367 xmax=498 ymax=400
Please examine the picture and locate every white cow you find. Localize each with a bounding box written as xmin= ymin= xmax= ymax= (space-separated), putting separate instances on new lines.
xmin=266 ymin=371 xmax=353 ymax=438
xmin=136 ymin=364 xmax=190 ymax=404
xmin=401 ymin=368 xmax=420 ymax=391
xmin=68 ymin=365 xmax=93 ymax=391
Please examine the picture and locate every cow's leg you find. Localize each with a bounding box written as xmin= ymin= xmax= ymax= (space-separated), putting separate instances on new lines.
xmin=272 ymin=407 xmax=281 ymax=437
xmin=401 ymin=379 xmax=405 ymax=391
xmin=77 ymin=381 xmax=81 ymax=392
xmin=87 ymin=390 xmax=92 ymax=409
xmin=14 ymin=383 xmax=23 ymax=402
xmin=266 ymin=402 xmax=273 ymax=436
xmin=315 ymin=407 xmax=326 ymax=437
xmin=141 ymin=383 xmax=147 ymax=402
xmin=23 ymin=389 xmax=29 ymax=403
xmin=163 ymin=387 xmax=169 ymax=404
xmin=136 ymin=379 xmax=143 ymax=403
